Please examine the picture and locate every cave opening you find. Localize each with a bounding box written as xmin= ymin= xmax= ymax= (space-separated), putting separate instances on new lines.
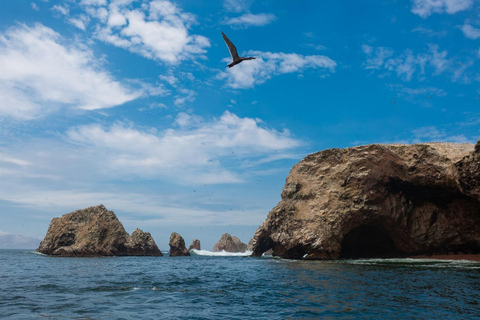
xmin=339 ymin=225 xmax=402 ymax=259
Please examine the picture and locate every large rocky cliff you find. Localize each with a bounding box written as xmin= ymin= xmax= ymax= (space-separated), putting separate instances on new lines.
xmin=251 ymin=142 xmax=480 ymax=260
xmin=37 ymin=205 xmax=162 ymax=256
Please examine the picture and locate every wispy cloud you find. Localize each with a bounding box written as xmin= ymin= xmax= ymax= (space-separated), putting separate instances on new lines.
xmin=223 ymin=0 xmax=252 ymax=13
xmin=78 ymin=0 xmax=210 ymax=64
xmin=411 ymin=27 xmax=447 ymax=38
xmin=31 ymin=2 xmax=40 ymax=11
xmin=411 ymin=126 xmax=471 ymax=143
xmin=461 ymin=24 xmax=480 ymax=39
xmin=222 ymin=0 xmax=275 ymax=28
xmin=218 ymin=51 xmax=336 ymax=89
xmin=51 ymin=4 xmax=69 ymax=16
xmin=0 ymin=23 xmax=140 ymax=120
xmin=389 ymin=84 xmax=447 ymax=98
xmin=362 ymin=44 xmax=468 ymax=82
xmin=224 ymin=13 xmax=276 ymax=28
xmin=411 ymin=0 xmax=472 ymax=18
xmin=174 ymin=88 xmax=196 ymax=106
xmin=66 ymin=111 xmax=302 ymax=183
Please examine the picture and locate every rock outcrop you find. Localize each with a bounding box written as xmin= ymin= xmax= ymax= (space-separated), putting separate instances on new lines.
xmin=213 ymin=233 xmax=247 ymax=252
xmin=169 ymin=232 xmax=190 ymax=256
xmin=188 ymin=239 xmax=201 ymax=251
xmin=37 ymin=205 xmax=162 ymax=256
xmin=247 ymin=238 xmax=254 ymax=251
xmin=251 ymin=142 xmax=480 ymax=260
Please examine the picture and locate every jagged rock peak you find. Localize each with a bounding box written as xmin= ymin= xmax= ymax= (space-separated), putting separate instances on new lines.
xmin=37 ymin=205 xmax=162 ymax=256
xmin=213 ymin=233 xmax=247 ymax=252
xmin=169 ymin=232 xmax=190 ymax=257
xmin=251 ymin=142 xmax=480 ymax=260
xmin=188 ymin=239 xmax=201 ymax=251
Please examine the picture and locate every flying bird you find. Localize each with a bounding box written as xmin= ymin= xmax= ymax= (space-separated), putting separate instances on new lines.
xmin=222 ymin=31 xmax=256 ymax=68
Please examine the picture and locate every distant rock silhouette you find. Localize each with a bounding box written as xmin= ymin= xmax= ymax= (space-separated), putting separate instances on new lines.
xmin=188 ymin=238 xmax=201 ymax=251
xmin=37 ymin=205 xmax=162 ymax=257
xmin=169 ymin=232 xmax=190 ymax=256
xmin=0 ymin=233 xmax=40 ymax=249
xmin=213 ymin=233 xmax=247 ymax=252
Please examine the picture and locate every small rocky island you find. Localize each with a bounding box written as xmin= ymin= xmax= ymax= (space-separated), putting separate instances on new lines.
xmin=213 ymin=233 xmax=247 ymax=252
xmin=251 ymin=142 xmax=480 ymax=260
xmin=37 ymin=205 xmax=162 ymax=256
xmin=169 ymin=232 xmax=190 ymax=256
xmin=188 ymin=239 xmax=201 ymax=251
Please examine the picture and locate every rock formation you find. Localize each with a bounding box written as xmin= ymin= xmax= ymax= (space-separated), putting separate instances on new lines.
xmin=169 ymin=232 xmax=190 ymax=256
xmin=251 ymin=142 xmax=480 ymax=260
xmin=188 ymin=239 xmax=201 ymax=251
xmin=213 ymin=233 xmax=247 ymax=252
xmin=37 ymin=205 xmax=162 ymax=257
xmin=247 ymin=238 xmax=254 ymax=251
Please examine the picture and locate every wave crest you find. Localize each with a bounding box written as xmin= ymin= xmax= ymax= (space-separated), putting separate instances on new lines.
xmin=190 ymin=249 xmax=252 ymax=257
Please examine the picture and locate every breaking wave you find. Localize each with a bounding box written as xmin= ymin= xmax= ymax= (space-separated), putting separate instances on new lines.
xmin=190 ymin=249 xmax=252 ymax=257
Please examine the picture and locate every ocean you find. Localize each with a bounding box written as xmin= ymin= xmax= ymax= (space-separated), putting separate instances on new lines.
xmin=1 ymin=249 xmax=479 ymax=319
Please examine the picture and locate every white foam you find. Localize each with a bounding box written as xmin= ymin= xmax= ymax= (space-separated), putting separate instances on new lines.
xmin=29 ymin=250 xmax=46 ymax=256
xmin=190 ymin=249 xmax=252 ymax=257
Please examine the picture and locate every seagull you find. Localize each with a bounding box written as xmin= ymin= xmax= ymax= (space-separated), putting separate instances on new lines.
xmin=222 ymin=31 xmax=256 ymax=68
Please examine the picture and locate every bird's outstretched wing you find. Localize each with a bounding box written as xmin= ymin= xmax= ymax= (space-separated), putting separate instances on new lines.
xmin=222 ymin=32 xmax=240 ymax=61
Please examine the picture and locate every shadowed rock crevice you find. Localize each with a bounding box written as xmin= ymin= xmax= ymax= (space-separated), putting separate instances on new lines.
xmin=339 ymin=225 xmax=403 ymax=259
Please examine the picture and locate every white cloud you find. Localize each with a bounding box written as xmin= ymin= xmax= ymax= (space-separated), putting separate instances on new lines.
xmin=174 ymin=88 xmax=196 ymax=106
xmin=363 ymin=44 xmax=453 ymax=81
xmin=69 ymin=16 xmax=89 ymax=30
xmin=224 ymin=13 xmax=276 ymax=28
xmin=411 ymin=0 xmax=472 ymax=18
xmin=411 ymin=126 xmax=471 ymax=143
xmin=389 ymin=84 xmax=447 ymax=98
xmin=66 ymin=111 xmax=302 ymax=183
xmin=81 ymin=0 xmax=210 ymax=64
xmin=0 ymin=24 xmax=140 ymax=120
xmin=31 ymin=3 xmax=40 ymax=11
xmin=218 ymin=51 xmax=337 ymax=89
xmin=223 ymin=0 xmax=252 ymax=13
xmin=411 ymin=27 xmax=447 ymax=38
xmin=461 ymin=24 xmax=480 ymax=39
xmin=160 ymin=74 xmax=178 ymax=86
xmin=51 ymin=4 xmax=69 ymax=16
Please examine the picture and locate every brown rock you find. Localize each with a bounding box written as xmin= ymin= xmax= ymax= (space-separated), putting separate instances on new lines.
xmin=251 ymin=142 xmax=480 ymax=260
xmin=169 ymin=232 xmax=190 ymax=256
xmin=37 ymin=205 xmax=162 ymax=256
xmin=247 ymin=238 xmax=254 ymax=251
xmin=213 ymin=233 xmax=247 ymax=252
xmin=188 ymin=239 xmax=201 ymax=251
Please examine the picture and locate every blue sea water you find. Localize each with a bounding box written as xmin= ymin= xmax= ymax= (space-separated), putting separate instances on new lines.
xmin=1 ymin=249 xmax=479 ymax=319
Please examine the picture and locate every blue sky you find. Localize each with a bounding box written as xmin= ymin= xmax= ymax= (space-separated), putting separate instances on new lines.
xmin=0 ymin=0 xmax=479 ymax=250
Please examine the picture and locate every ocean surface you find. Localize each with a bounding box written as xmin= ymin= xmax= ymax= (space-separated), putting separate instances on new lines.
xmin=1 ymin=249 xmax=479 ymax=319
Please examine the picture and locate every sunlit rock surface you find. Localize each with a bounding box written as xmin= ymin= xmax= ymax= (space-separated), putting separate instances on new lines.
xmin=252 ymin=142 xmax=480 ymax=260
xmin=37 ymin=205 xmax=162 ymax=257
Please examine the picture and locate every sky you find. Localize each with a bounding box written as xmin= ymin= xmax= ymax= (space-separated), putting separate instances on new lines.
xmin=0 ymin=0 xmax=479 ymax=250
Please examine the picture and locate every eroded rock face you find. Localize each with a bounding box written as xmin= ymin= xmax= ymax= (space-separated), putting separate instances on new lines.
xmin=37 ymin=205 xmax=162 ymax=256
xmin=188 ymin=239 xmax=201 ymax=251
xmin=247 ymin=238 xmax=254 ymax=251
xmin=213 ymin=233 xmax=247 ymax=252
xmin=252 ymin=142 xmax=480 ymax=260
xmin=169 ymin=232 xmax=190 ymax=256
